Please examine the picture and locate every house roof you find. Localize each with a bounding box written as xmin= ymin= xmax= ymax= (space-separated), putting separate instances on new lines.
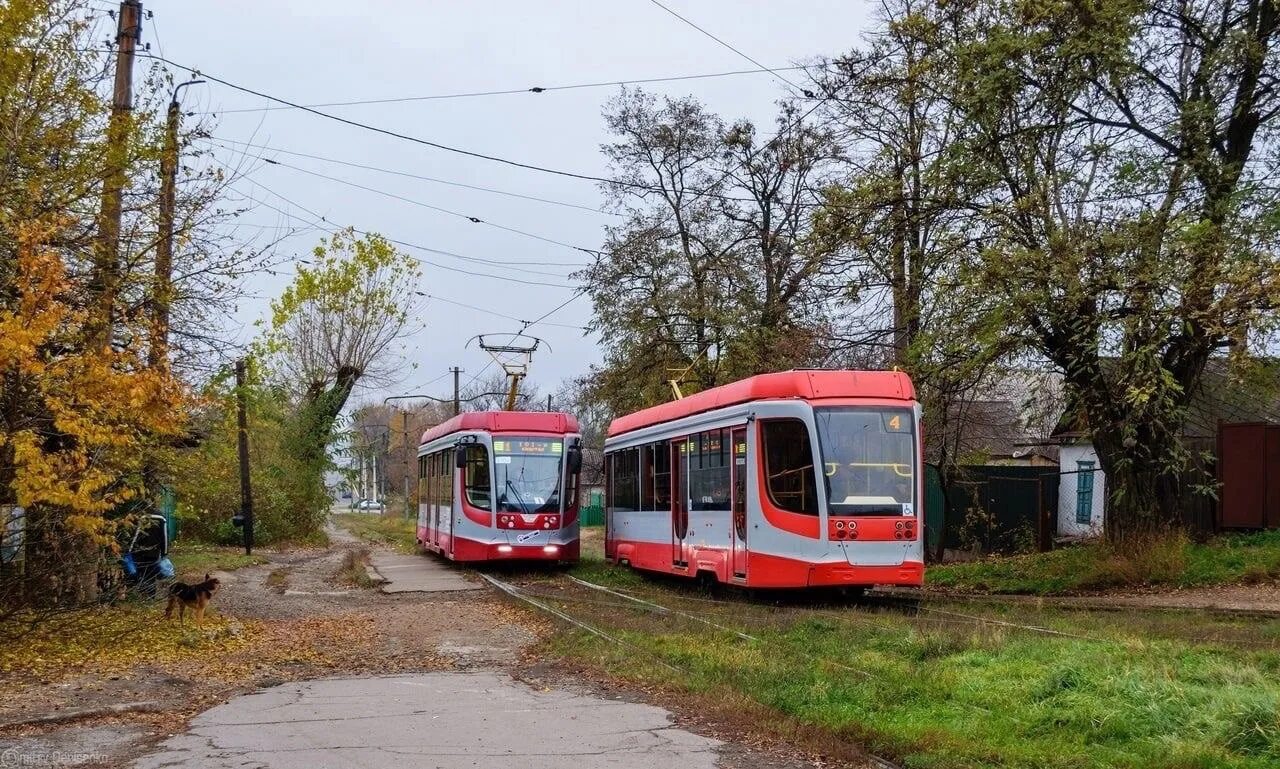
xmin=941 ymin=399 xmax=1060 ymax=463
xmin=419 ymin=411 xmax=580 ymax=446
xmin=1051 ymin=358 xmax=1280 ymax=441
xmin=608 ymin=370 xmax=916 ymax=438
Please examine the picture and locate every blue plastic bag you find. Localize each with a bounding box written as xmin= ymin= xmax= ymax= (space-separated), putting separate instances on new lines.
xmin=156 ymin=556 xmax=175 ymax=579
xmin=121 ymin=552 xmax=137 ymax=578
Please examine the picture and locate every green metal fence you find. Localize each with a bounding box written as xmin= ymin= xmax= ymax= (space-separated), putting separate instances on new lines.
xmin=580 ymin=488 xmax=605 ymax=527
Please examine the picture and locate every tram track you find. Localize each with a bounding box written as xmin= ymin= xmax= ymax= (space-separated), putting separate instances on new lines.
xmin=875 ymin=585 xmax=1280 ymax=620
xmin=516 ymin=568 xmax=1280 ymax=651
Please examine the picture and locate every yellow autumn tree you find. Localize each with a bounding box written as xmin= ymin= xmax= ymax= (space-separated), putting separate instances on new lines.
xmin=0 ymin=1 xmax=187 ymax=608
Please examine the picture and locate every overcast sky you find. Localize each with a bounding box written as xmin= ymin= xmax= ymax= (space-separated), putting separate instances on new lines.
xmin=155 ymin=0 xmax=875 ymax=405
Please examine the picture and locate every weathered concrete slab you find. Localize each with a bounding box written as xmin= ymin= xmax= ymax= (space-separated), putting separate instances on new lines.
xmin=369 ymin=552 xmax=481 ymax=593
xmin=131 ymin=671 xmax=721 ymax=769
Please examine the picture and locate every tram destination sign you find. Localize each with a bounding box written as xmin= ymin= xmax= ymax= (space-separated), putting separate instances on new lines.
xmin=492 ymin=439 xmax=562 ymax=455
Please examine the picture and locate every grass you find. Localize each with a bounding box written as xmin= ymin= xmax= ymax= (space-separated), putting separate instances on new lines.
xmin=334 ymin=512 xmax=417 ymax=553
xmin=169 ymin=543 xmax=268 ymax=579
xmin=335 ymin=548 xmax=376 ymax=588
xmin=534 ymin=579 xmax=1280 ymax=769
xmin=928 ymin=531 xmax=1280 ymax=595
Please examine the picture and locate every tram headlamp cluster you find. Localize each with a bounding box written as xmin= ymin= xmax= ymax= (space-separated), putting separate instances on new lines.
xmin=894 ymin=520 xmax=917 ymax=540
xmin=833 ymin=520 xmax=857 ymax=540
xmin=498 ymin=514 xmax=559 ymax=529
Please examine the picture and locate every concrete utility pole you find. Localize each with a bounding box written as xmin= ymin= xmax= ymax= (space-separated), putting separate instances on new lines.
xmin=401 ymin=410 xmax=411 ymax=518
xmin=451 ymin=367 xmax=462 ymax=415
xmin=149 ymin=78 xmax=204 ymax=369
xmin=91 ymin=0 xmax=142 ymax=349
xmin=234 ymin=359 xmax=254 ymax=555
xmin=546 ymin=394 xmax=553 ymax=412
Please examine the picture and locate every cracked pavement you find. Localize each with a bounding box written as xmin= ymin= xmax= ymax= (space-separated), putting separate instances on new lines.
xmin=132 ymin=671 xmax=722 ymax=769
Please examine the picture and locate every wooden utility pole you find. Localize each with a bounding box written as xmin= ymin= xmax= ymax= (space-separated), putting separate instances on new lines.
xmin=91 ymin=0 xmax=143 ymax=350
xmin=149 ymin=78 xmax=203 ymax=369
xmin=451 ymin=366 xmax=462 ymax=415
xmin=235 ymin=359 xmax=254 ymax=555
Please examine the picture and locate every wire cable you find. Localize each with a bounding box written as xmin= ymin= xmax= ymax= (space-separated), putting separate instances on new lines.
xmin=422 ymin=293 xmax=589 ymax=331
xmin=206 ymin=136 xmax=616 ymax=216
xmin=644 ymin=0 xmax=805 ymax=93
xmin=254 ymin=156 xmax=599 ymax=257
xmin=146 ymin=52 xmax=689 ymax=194
xmin=230 ymin=180 xmax=580 ymax=289
xmin=207 ymin=64 xmax=813 ymax=114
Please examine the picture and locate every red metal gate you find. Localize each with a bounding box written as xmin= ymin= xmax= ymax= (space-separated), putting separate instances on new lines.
xmin=1218 ymin=423 xmax=1280 ymax=529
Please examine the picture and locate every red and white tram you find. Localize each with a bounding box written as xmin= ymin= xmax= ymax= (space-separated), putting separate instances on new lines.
xmin=416 ymin=411 xmax=583 ymax=563
xmin=603 ymin=370 xmax=922 ymax=589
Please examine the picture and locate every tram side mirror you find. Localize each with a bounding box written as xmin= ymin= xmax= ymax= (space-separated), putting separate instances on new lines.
xmin=455 ymin=445 xmax=467 ymax=469
xmin=567 ymin=444 xmax=583 ymax=474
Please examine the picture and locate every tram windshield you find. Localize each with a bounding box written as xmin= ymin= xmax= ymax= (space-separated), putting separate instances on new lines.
xmin=814 ymin=407 xmax=916 ymax=516
xmin=492 ymin=437 xmax=564 ymax=514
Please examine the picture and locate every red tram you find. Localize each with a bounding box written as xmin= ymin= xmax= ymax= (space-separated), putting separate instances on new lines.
xmin=417 ymin=411 xmax=582 ymax=563
xmin=603 ymin=370 xmax=922 ymax=589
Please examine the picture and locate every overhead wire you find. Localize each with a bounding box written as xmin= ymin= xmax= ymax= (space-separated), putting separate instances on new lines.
xmin=144 ymin=52 xmax=699 ymax=195
xmin=206 ymin=136 xmax=617 ymax=216
xmin=206 ymin=64 xmax=813 ymax=114
xmin=643 ymin=0 xmax=806 ymax=93
xmin=228 ymin=179 xmax=579 ymax=288
xmin=252 ymin=155 xmax=599 ymax=258
xmin=422 ymin=293 xmax=589 ymax=331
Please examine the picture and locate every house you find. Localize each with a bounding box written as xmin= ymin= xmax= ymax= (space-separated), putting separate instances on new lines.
xmin=1050 ymin=361 xmax=1280 ymax=537
xmin=947 ymin=399 xmax=1059 ymax=466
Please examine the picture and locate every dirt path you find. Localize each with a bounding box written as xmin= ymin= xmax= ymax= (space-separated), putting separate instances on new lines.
xmin=0 ymin=525 xmax=538 ymax=767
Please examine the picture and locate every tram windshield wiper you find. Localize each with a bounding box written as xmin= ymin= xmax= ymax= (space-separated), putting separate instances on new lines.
xmin=505 ymin=478 xmax=530 ymax=515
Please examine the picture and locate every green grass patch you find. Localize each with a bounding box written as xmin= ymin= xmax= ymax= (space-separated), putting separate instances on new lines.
xmin=334 ymin=512 xmax=417 ymax=553
xmin=335 ymin=548 xmax=376 ymax=588
xmin=169 ymin=543 xmax=267 ymax=578
xmin=540 ymin=589 xmax=1280 ymax=769
xmin=928 ymin=531 xmax=1280 ymax=595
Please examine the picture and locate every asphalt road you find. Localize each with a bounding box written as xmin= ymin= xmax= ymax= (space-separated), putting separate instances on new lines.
xmin=133 ymin=671 xmax=722 ymax=769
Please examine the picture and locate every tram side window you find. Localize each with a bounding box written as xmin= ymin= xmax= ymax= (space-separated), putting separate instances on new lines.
xmin=652 ymin=442 xmax=671 ymax=508
xmin=443 ymin=451 xmax=455 ymax=506
xmin=608 ymin=449 xmax=640 ymax=511
xmin=640 ymin=445 xmax=655 ymax=511
xmin=464 ymin=445 xmax=489 ymax=508
xmin=690 ymin=429 xmax=730 ymax=510
xmin=762 ymin=420 xmax=819 ymax=515
xmin=427 ymin=453 xmax=437 ymax=505
xmin=434 ymin=452 xmax=445 ymax=505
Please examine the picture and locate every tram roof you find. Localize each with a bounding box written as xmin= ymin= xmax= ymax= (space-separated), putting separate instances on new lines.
xmin=419 ymin=411 xmax=580 ymax=446
xmin=608 ymin=370 xmax=915 ymax=437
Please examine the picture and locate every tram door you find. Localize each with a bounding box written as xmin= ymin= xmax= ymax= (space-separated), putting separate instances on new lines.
xmin=730 ymin=427 xmax=748 ymax=579
xmin=670 ymin=438 xmax=689 ymax=567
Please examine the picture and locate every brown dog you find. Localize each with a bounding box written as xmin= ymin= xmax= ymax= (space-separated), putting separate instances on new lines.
xmin=165 ymin=573 xmax=220 ymax=625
